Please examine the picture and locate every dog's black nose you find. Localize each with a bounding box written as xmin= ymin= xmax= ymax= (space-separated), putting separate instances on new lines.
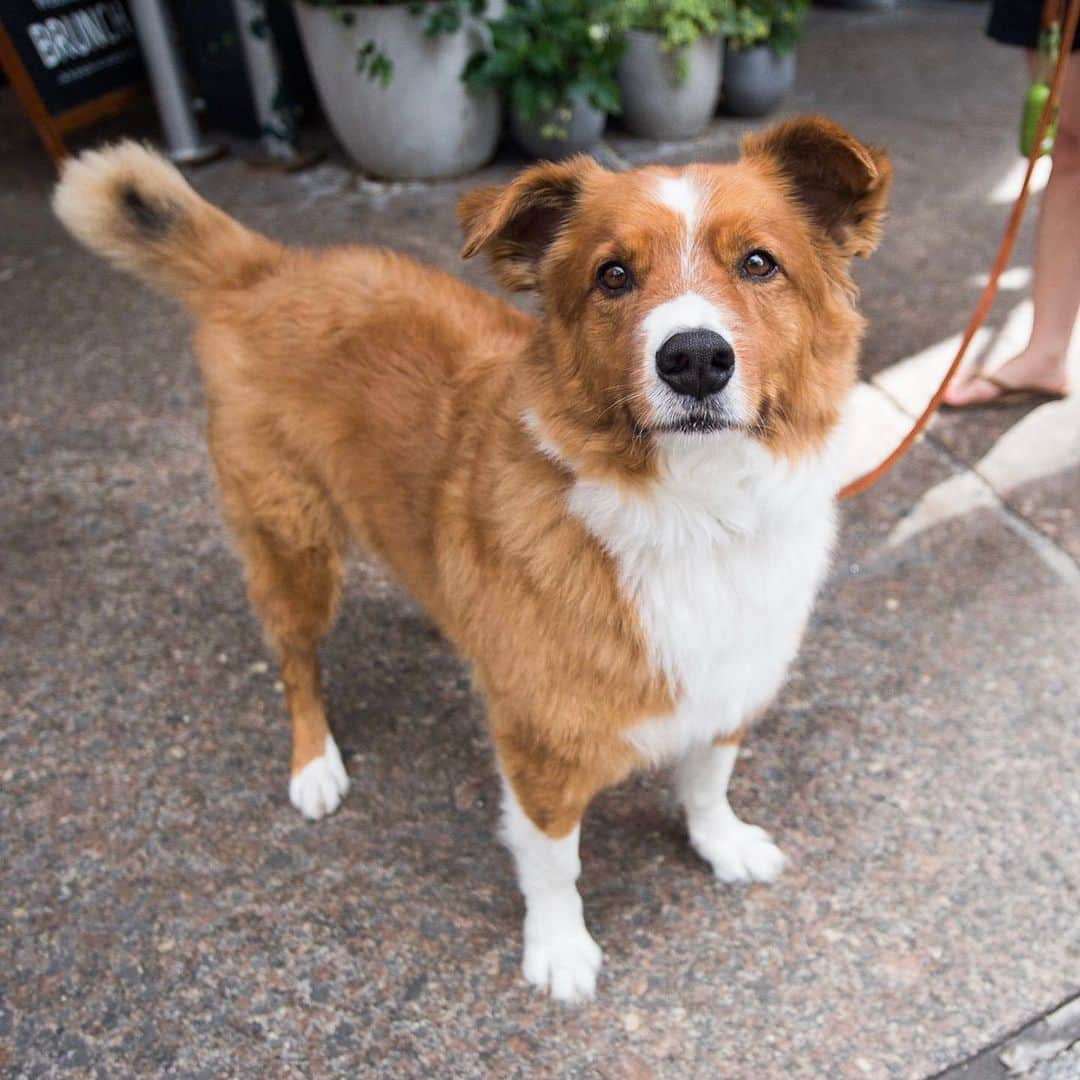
xmin=655 ymin=330 xmax=735 ymax=400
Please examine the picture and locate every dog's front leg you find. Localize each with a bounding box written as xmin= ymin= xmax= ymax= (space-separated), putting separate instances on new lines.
xmin=498 ymin=771 xmax=601 ymax=1004
xmin=676 ymin=735 xmax=785 ymax=884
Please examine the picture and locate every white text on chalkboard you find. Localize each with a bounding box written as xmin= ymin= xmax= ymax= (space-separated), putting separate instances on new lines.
xmin=27 ymin=1 xmax=132 ymax=70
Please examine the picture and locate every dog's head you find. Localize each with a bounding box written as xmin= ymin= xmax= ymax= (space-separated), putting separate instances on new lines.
xmin=459 ymin=116 xmax=891 ymax=471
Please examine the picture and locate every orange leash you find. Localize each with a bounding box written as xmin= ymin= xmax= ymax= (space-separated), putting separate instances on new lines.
xmin=838 ymin=0 xmax=1080 ymax=501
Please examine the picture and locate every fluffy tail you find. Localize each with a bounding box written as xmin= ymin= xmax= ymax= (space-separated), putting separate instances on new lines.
xmin=53 ymin=141 xmax=280 ymax=305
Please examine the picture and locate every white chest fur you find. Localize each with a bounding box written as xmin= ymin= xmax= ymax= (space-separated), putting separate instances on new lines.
xmin=568 ymin=432 xmax=839 ymax=765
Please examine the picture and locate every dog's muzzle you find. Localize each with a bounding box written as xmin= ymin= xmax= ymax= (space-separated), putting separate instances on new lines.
xmin=655 ymin=329 xmax=735 ymax=401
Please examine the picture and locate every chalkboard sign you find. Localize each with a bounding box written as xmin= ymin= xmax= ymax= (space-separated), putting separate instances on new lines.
xmin=0 ymin=0 xmax=144 ymax=165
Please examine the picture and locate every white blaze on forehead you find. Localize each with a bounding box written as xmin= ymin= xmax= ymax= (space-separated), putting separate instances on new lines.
xmin=654 ymin=174 xmax=706 ymax=283
xmin=654 ymin=174 xmax=704 ymax=232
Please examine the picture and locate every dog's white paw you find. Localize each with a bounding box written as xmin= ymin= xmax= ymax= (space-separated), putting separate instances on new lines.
xmin=289 ymin=734 xmax=350 ymax=820
xmin=691 ymin=817 xmax=785 ymax=884
xmin=522 ymin=915 xmax=603 ymax=1004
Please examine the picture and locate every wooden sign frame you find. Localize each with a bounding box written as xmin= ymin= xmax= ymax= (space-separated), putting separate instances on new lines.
xmin=0 ymin=5 xmax=143 ymax=169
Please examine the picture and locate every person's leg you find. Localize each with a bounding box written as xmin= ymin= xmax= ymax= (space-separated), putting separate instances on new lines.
xmin=946 ymin=54 xmax=1079 ymax=405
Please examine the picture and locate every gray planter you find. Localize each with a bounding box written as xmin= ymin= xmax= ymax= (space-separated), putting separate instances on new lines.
xmin=617 ymin=30 xmax=721 ymax=140
xmin=722 ymin=43 xmax=796 ymax=118
xmin=510 ymin=93 xmax=606 ymax=160
xmin=293 ymin=1 xmax=501 ymax=179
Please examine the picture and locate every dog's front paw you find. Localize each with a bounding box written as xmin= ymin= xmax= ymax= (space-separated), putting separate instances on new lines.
xmin=690 ymin=816 xmax=785 ymax=884
xmin=522 ymin=914 xmax=603 ymax=1004
xmin=289 ymin=734 xmax=350 ymax=820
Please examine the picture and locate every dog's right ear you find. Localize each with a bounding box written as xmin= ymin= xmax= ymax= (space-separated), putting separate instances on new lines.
xmin=458 ymin=156 xmax=601 ymax=291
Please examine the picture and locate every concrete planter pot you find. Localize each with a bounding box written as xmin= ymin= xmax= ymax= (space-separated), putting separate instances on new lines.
xmin=617 ymin=30 xmax=721 ymax=139
xmin=293 ymin=1 xmax=501 ymax=179
xmin=510 ymin=93 xmax=606 ymax=160
xmin=722 ymin=43 xmax=796 ymax=118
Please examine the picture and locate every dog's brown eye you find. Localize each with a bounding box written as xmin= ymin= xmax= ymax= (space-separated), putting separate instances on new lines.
xmin=742 ymin=250 xmax=778 ymax=279
xmin=597 ymin=261 xmax=631 ymax=294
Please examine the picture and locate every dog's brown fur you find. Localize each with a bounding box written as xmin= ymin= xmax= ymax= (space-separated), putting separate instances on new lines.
xmin=53 ymin=119 xmax=890 ymax=838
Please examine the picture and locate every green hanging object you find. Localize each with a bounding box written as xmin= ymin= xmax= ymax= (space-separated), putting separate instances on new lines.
xmin=1020 ymin=21 xmax=1061 ymax=158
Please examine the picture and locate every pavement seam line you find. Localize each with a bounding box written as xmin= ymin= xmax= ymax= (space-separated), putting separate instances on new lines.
xmin=859 ymin=377 xmax=1080 ymax=585
xmin=928 ymin=991 xmax=1080 ymax=1079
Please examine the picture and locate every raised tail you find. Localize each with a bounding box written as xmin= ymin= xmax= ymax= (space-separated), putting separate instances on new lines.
xmin=53 ymin=141 xmax=280 ymax=305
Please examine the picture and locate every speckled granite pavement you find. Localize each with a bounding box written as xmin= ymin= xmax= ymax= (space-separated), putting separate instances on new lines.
xmin=3 ymin=4 xmax=1078 ymax=1077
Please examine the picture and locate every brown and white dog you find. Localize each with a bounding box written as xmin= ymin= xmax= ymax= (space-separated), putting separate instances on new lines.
xmin=54 ymin=117 xmax=890 ymax=1002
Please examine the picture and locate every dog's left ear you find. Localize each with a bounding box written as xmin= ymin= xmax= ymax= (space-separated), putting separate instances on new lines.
xmin=742 ymin=115 xmax=892 ymax=257
xmin=458 ymin=155 xmax=602 ymax=291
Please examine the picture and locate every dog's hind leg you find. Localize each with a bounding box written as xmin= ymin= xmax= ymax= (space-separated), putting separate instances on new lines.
xmin=215 ymin=455 xmax=349 ymax=820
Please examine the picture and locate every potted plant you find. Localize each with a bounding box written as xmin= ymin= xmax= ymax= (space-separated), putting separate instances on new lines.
xmin=465 ymin=0 xmax=624 ymax=160
xmin=292 ymin=0 xmax=501 ymax=179
xmin=722 ymin=0 xmax=806 ymax=117
xmin=616 ymin=0 xmax=730 ymax=139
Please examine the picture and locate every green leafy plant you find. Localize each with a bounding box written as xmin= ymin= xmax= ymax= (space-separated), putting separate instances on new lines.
xmin=727 ymin=0 xmax=807 ymax=54
xmin=464 ymin=0 xmax=625 ymax=138
xmin=620 ymin=0 xmax=732 ymax=82
xmin=621 ymin=0 xmax=730 ymax=51
xmin=299 ymin=0 xmax=486 ymax=87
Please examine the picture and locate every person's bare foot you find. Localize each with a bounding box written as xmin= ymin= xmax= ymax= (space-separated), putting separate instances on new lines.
xmin=943 ymin=348 xmax=1070 ymax=407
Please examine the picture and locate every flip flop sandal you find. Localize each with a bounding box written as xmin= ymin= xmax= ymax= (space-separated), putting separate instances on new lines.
xmin=945 ymin=373 xmax=1069 ymax=410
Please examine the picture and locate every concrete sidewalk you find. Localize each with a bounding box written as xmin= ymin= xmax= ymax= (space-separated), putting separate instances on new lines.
xmin=2 ymin=3 xmax=1078 ymax=1077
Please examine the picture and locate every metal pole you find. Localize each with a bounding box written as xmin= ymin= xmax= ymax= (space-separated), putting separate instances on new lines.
xmin=127 ymin=0 xmax=223 ymax=164
xmin=230 ymin=0 xmax=298 ymax=161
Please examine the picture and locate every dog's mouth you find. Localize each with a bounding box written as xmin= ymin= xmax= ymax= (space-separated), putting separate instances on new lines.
xmin=652 ymin=412 xmax=730 ymax=435
xmin=648 ymin=397 xmax=736 ymax=436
